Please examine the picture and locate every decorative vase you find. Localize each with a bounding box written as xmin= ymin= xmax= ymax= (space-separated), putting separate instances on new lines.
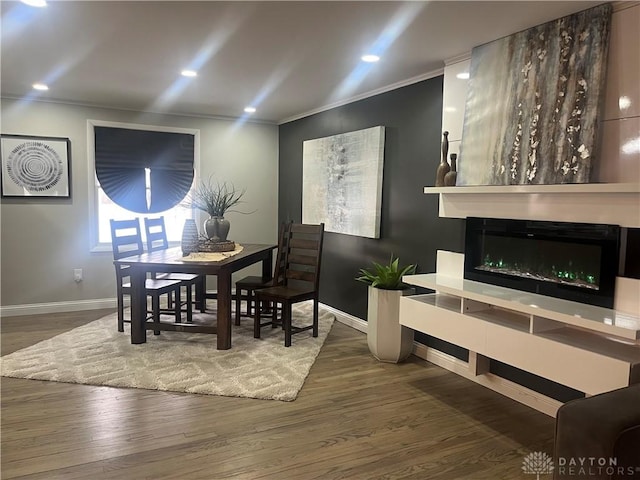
xmin=181 ymin=218 xmax=199 ymax=255
xmin=204 ymin=216 xmax=230 ymax=242
xmin=216 ymin=217 xmax=230 ymax=242
xmin=435 ymin=131 xmax=451 ymax=187
xmin=367 ymin=286 xmax=415 ymax=363
xmin=204 ymin=216 xmax=220 ymax=241
xmin=444 ymin=153 xmax=458 ymax=186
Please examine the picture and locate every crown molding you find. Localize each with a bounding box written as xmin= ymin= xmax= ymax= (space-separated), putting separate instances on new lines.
xmin=278 ymin=67 xmax=444 ymax=125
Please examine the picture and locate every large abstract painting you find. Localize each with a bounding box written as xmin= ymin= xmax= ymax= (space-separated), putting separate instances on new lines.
xmin=302 ymin=126 xmax=385 ymax=238
xmin=458 ymin=4 xmax=612 ymax=185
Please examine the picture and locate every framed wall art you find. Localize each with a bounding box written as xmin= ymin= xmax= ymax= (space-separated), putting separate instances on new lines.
xmin=1 ymin=134 xmax=71 ymax=198
xmin=302 ymin=126 xmax=385 ymax=238
xmin=457 ymin=3 xmax=611 ymax=185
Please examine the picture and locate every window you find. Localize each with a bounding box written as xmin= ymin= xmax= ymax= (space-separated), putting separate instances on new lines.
xmin=88 ymin=120 xmax=200 ymax=251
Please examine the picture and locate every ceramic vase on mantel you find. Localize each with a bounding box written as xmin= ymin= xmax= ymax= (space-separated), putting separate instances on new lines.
xmin=435 ymin=131 xmax=451 ymax=187
xmin=444 ymin=153 xmax=458 ymax=186
xmin=204 ymin=216 xmax=230 ymax=242
xmin=181 ymin=218 xmax=199 ymax=255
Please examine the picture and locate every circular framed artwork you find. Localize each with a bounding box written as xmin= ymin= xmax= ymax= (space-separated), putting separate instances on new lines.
xmin=1 ymin=134 xmax=71 ymax=198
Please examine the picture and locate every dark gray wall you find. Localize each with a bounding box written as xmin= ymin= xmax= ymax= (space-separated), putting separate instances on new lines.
xmin=278 ymin=76 xmax=584 ymax=403
xmin=278 ymin=76 xmax=465 ymax=320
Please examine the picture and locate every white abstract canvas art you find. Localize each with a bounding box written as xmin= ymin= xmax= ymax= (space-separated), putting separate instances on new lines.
xmin=302 ymin=126 xmax=385 ymax=238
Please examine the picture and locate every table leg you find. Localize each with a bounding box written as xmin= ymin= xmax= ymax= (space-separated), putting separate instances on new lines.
xmin=195 ymin=275 xmax=206 ymax=312
xmin=217 ymin=270 xmax=232 ymax=350
xmin=130 ymin=268 xmax=147 ymax=344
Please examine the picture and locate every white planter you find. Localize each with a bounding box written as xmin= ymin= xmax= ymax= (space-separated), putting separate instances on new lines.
xmin=367 ymin=286 xmax=415 ymax=363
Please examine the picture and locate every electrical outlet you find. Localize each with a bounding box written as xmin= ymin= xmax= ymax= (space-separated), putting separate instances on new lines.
xmin=74 ymin=269 xmax=83 ymax=283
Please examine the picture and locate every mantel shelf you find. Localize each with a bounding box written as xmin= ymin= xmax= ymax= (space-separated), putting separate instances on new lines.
xmin=423 ymin=183 xmax=640 ymax=195
xmin=424 ymin=183 xmax=640 ymax=228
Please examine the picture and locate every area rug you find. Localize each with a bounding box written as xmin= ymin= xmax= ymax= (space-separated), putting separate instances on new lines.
xmin=0 ymin=302 xmax=334 ymax=401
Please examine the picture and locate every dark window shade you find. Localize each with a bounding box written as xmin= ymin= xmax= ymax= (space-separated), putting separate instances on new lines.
xmin=95 ymin=126 xmax=195 ymax=213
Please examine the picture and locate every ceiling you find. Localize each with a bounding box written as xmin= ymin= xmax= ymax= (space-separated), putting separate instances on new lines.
xmin=1 ymin=1 xmax=604 ymax=124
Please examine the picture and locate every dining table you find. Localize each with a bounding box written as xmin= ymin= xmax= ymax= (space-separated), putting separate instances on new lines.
xmin=114 ymin=243 xmax=276 ymax=349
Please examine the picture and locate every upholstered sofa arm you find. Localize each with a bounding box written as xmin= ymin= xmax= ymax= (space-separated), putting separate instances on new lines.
xmin=553 ymin=384 xmax=640 ymax=480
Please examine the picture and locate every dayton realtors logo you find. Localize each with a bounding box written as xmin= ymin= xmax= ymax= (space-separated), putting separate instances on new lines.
xmin=522 ymin=452 xmax=554 ymax=479
xmin=556 ymin=457 xmax=639 ymax=477
xmin=522 ymin=452 xmax=640 ymax=478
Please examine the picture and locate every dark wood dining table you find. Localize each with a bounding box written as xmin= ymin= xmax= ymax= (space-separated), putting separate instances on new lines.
xmin=114 ymin=244 xmax=276 ymax=349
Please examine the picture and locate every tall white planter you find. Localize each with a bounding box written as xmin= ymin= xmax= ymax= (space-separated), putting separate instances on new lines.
xmin=367 ymin=286 xmax=414 ymax=363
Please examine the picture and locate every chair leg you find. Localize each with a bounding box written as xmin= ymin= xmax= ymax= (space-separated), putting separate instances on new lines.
xmin=186 ymin=284 xmax=193 ymax=323
xmin=313 ymin=299 xmax=319 ymax=337
xmin=174 ymin=288 xmax=181 ymax=322
xmin=235 ymin=287 xmax=241 ymax=326
xmin=284 ymin=302 xmax=292 ymax=347
xmin=117 ymin=289 xmax=125 ymax=332
xmin=247 ymin=289 xmax=254 ymax=317
xmin=254 ymin=299 xmax=262 ymax=339
xmin=272 ymin=301 xmax=279 ymax=328
xmin=167 ymin=291 xmax=174 ymax=309
xmin=152 ymin=295 xmax=161 ymax=335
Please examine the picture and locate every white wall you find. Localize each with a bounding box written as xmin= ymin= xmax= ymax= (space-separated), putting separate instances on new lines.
xmin=0 ymin=99 xmax=278 ymax=313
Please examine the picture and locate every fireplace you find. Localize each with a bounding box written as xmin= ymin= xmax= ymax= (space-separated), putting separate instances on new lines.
xmin=464 ymin=217 xmax=620 ymax=308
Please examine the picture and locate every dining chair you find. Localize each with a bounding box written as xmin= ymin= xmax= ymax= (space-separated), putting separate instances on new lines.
xmin=144 ymin=216 xmax=201 ymax=322
xmin=254 ymin=223 xmax=324 ymax=347
xmin=234 ymin=221 xmax=291 ymax=325
xmin=110 ymin=218 xmax=183 ymax=333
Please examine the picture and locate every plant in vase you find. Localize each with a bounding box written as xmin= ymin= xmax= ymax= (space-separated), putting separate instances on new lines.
xmin=356 ymin=255 xmax=417 ymax=363
xmin=184 ymin=177 xmax=249 ymax=243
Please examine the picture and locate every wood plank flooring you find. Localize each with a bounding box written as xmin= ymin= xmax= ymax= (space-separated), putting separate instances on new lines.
xmin=1 ymin=309 xmax=555 ymax=479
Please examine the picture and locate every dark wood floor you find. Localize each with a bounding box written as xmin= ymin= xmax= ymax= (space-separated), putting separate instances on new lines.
xmin=1 ymin=309 xmax=555 ymax=479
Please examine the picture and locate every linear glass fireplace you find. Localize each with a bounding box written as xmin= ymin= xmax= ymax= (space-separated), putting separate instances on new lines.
xmin=464 ymin=217 xmax=620 ymax=308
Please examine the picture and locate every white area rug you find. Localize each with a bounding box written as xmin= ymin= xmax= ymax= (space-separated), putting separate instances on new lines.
xmin=0 ymin=302 xmax=334 ymax=401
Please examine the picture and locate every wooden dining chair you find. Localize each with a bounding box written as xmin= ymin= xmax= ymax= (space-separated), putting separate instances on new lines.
xmin=144 ymin=216 xmax=201 ymax=322
xmin=110 ymin=218 xmax=183 ymax=332
xmin=234 ymin=221 xmax=291 ymax=325
xmin=254 ymin=223 xmax=324 ymax=347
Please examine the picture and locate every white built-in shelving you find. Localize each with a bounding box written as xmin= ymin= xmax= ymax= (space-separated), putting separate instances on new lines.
xmin=399 ymin=273 xmax=640 ymax=404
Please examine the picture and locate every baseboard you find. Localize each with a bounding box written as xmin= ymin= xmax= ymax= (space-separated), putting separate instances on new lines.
xmin=0 ymin=289 xmax=230 ymax=318
xmin=0 ymin=298 xmax=117 ymax=317
xmin=319 ymin=303 xmax=367 ymax=333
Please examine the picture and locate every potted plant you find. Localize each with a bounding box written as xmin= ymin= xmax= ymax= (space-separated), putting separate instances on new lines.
xmin=356 ymin=255 xmax=417 ymax=363
xmin=186 ymin=177 xmax=248 ymax=242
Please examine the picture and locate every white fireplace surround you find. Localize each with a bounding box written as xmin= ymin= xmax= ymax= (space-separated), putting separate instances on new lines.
xmin=423 ymin=183 xmax=640 ymax=228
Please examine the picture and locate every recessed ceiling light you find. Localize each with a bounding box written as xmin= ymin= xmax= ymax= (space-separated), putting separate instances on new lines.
xmin=361 ymin=54 xmax=380 ymax=63
xmin=32 ymin=83 xmax=49 ymax=91
xmin=21 ymin=0 xmax=47 ymax=6
xmin=181 ymin=70 xmax=197 ymax=77
xmin=244 ymin=106 xmax=256 ymax=113
xmin=456 ymin=72 xmax=470 ymax=80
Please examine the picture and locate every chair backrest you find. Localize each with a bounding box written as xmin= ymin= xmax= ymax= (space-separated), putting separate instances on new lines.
xmin=276 ymin=223 xmax=324 ymax=292
xmin=144 ymin=216 xmax=169 ymax=252
xmin=110 ymin=218 xmax=144 ymax=261
xmin=272 ymin=221 xmax=293 ymax=285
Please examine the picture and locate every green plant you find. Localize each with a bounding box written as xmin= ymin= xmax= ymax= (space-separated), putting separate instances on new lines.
xmin=355 ymin=255 xmax=417 ymax=290
xmin=185 ymin=177 xmax=248 ymax=217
